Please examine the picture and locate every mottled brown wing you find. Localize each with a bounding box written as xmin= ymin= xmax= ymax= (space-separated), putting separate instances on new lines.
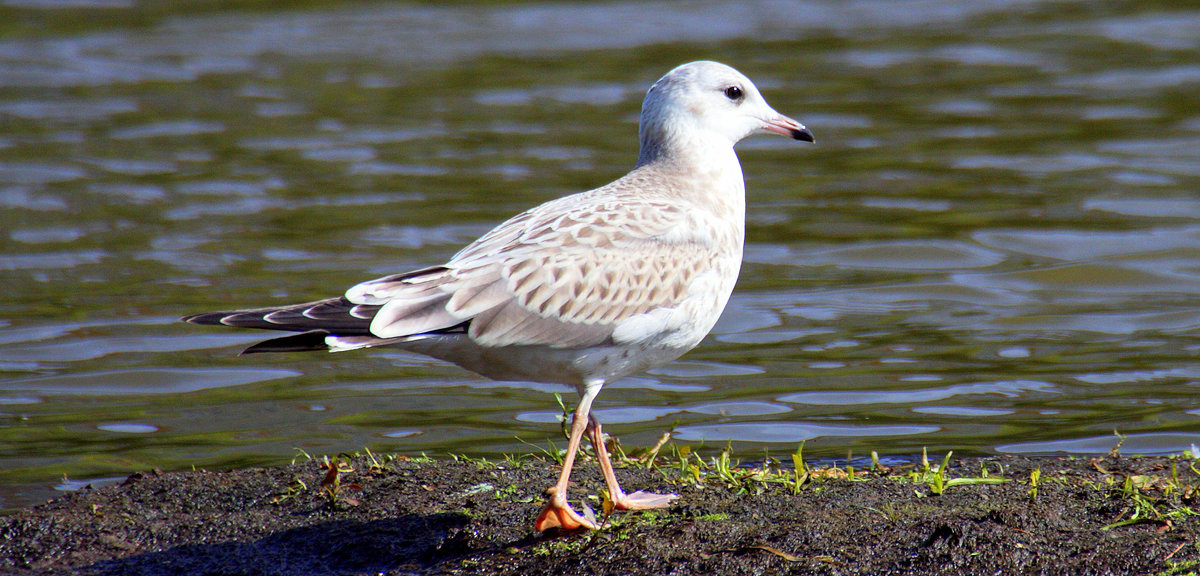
xmin=350 ymin=189 xmax=725 ymax=348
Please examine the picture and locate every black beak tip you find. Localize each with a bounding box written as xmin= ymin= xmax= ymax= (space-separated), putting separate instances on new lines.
xmin=792 ymin=127 xmax=815 ymax=143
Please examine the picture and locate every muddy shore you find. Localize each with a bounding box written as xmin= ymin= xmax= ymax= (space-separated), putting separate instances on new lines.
xmin=2 ymin=449 xmax=1198 ymax=575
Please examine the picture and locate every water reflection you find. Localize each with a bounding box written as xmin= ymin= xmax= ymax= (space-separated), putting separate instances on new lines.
xmin=674 ymin=422 xmax=941 ymax=444
xmin=780 ymin=380 xmax=1057 ymax=406
xmin=3 ymin=368 xmax=299 ymax=395
xmin=998 ymin=433 xmax=1200 ymax=455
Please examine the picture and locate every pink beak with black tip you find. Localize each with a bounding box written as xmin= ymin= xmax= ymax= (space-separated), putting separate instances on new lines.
xmin=763 ymin=114 xmax=815 ymax=142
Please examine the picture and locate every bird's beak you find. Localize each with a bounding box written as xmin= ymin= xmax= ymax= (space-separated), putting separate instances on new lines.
xmin=763 ymin=113 xmax=814 ymax=142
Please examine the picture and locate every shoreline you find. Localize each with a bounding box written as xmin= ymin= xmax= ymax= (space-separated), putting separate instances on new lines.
xmin=2 ymin=449 xmax=1198 ymax=575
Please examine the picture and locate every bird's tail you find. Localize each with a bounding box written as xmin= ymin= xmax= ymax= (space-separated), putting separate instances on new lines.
xmin=182 ymin=296 xmax=464 ymax=354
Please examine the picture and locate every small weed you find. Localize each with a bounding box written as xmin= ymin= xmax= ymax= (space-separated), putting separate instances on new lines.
xmin=634 ymin=431 xmax=673 ymax=468
xmin=516 ymin=435 xmax=565 ymax=465
xmin=1109 ymin=430 xmax=1126 ymax=458
xmin=362 ymin=447 xmax=393 ymax=474
xmin=791 ymin=442 xmax=810 ymax=494
xmin=448 ymin=453 xmax=502 ymax=470
xmin=1102 ymin=468 xmax=1200 ymax=531
xmin=669 ymin=444 xmax=702 ymax=485
xmin=270 ymin=477 xmax=307 ymax=504
xmin=700 ymin=445 xmax=789 ymax=493
xmin=637 ymin=439 xmax=891 ymax=496
xmin=554 ymin=393 xmax=571 ymax=439
xmin=319 ymin=455 xmax=361 ymax=507
xmin=531 ymin=531 xmax=596 ymax=557
xmin=291 ymin=448 xmax=314 ymax=464
xmin=712 ymin=445 xmax=739 ymax=488
xmin=909 ymin=449 xmax=1007 ymax=496
xmin=499 ymin=451 xmax=535 ymax=468
xmin=1156 ymin=539 xmax=1200 ymax=576
xmin=493 ymin=484 xmax=520 ymax=500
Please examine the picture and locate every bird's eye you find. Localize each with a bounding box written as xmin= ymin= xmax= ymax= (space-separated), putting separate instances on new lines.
xmin=723 ymin=85 xmax=743 ymax=101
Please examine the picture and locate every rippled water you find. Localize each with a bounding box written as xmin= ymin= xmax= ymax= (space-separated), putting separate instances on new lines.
xmin=2 ymin=0 xmax=1199 ymax=511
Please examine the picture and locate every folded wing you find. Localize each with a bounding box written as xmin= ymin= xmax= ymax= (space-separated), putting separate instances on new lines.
xmin=185 ymin=185 xmax=721 ymax=353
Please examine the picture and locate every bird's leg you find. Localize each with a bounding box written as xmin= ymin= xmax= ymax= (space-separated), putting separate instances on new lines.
xmin=534 ymin=384 xmax=600 ymax=531
xmin=588 ymin=414 xmax=679 ymax=513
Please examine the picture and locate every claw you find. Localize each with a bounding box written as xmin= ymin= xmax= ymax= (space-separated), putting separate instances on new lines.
xmin=535 ymin=487 xmax=598 ymax=531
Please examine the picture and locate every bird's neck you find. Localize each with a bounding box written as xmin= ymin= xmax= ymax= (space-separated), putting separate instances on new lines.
xmin=636 ymin=128 xmax=741 ymax=173
xmin=635 ymin=133 xmax=746 ymax=226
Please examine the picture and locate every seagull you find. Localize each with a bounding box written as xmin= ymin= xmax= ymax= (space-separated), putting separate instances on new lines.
xmin=183 ymin=60 xmax=813 ymax=531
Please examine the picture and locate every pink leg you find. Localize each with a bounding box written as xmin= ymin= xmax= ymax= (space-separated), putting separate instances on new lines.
xmin=588 ymin=414 xmax=678 ymax=513
xmin=534 ymin=385 xmax=600 ymax=531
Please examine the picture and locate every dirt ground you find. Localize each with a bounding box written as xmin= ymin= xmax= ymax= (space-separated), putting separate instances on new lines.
xmin=2 ymin=448 xmax=1198 ymax=576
